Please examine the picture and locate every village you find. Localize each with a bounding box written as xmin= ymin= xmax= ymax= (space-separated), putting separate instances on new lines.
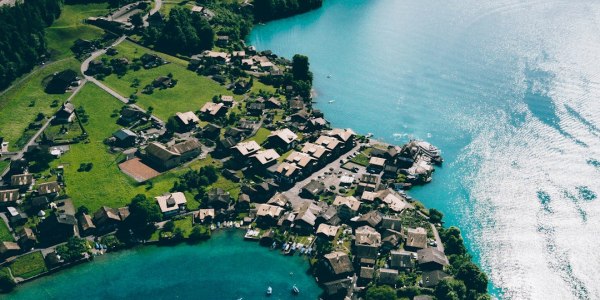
xmin=0 ymin=1 xmax=485 ymax=300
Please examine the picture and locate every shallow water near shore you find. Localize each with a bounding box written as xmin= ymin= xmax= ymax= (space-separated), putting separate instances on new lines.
xmin=9 ymin=230 xmax=321 ymax=300
xmin=249 ymin=0 xmax=600 ymax=299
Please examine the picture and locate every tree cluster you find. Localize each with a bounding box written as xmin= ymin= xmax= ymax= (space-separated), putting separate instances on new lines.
xmin=125 ymin=194 xmax=163 ymax=239
xmin=144 ymin=7 xmax=215 ymax=55
xmin=172 ymin=166 xmax=219 ymax=197
xmin=253 ymin=0 xmax=323 ymax=22
xmin=56 ymin=237 xmax=89 ymax=262
xmin=0 ymin=0 xmax=62 ymax=90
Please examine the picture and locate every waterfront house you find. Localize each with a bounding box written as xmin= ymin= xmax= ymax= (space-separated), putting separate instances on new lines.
xmin=417 ymin=248 xmax=450 ymax=270
xmin=267 ymin=128 xmax=298 ymax=151
xmin=321 ymin=251 xmax=354 ymax=279
xmin=326 ymin=128 xmax=356 ymax=148
xmin=405 ymin=227 xmax=428 ymax=251
xmin=308 ymin=117 xmax=329 ymax=131
xmin=256 ymin=204 xmax=284 ymax=227
xmin=368 ymin=157 xmax=386 ymax=173
xmin=11 ymin=173 xmax=33 ymax=190
xmin=301 ymin=180 xmax=325 ymax=199
xmin=175 ymin=111 xmax=200 ymax=131
xmin=0 ymin=189 xmax=19 ymax=206
xmin=250 ymin=149 xmax=280 ymax=169
xmin=93 ymin=206 xmax=122 ymax=232
xmin=290 ymin=110 xmax=310 ymax=124
xmin=38 ymin=213 xmax=78 ymax=244
xmin=155 ymin=192 xmax=188 ymax=217
xmin=294 ymin=203 xmax=320 ymax=234
xmin=37 ymin=181 xmax=61 ymax=198
xmin=236 ymin=194 xmax=250 ymax=211
xmin=207 ymin=188 xmax=231 ymax=209
xmin=17 ymin=227 xmax=36 ymax=250
xmin=54 ymin=102 xmax=76 ymax=124
xmin=196 ymin=209 xmax=215 ymax=223
xmin=316 ymin=223 xmax=340 ymax=240
xmin=322 ymin=278 xmax=353 ymax=299
xmin=376 ymin=189 xmax=409 ymax=213
xmin=378 ymin=268 xmax=399 ymax=286
xmin=332 ymin=195 xmax=361 ymax=220
xmin=0 ymin=242 xmax=20 ymax=257
xmin=145 ymin=140 xmax=201 ymax=170
xmin=289 ymin=98 xmax=305 ymax=111
xmin=112 ymin=128 xmax=137 ymax=147
xmin=421 ymin=270 xmax=450 ymax=288
xmin=78 ymin=213 xmax=96 ymax=236
xmin=200 ymin=102 xmax=227 ymax=119
xmin=390 ymin=250 xmax=415 ymax=271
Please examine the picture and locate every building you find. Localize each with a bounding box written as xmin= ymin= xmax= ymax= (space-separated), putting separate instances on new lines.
xmin=0 ymin=241 xmax=20 ymax=257
xmin=54 ymin=102 xmax=76 ymax=124
xmin=232 ymin=140 xmax=261 ymax=160
xmin=326 ymin=128 xmax=356 ymax=146
xmin=78 ymin=213 xmax=96 ymax=236
xmin=381 ymin=216 xmax=403 ymax=232
xmin=145 ymin=140 xmax=201 ymax=170
xmin=93 ymin=206 xmax=122 ymax=232
xmin=267 ymin=193 xmax=289 ymax=208
xmin=301 ymin=142 xmax=330 ymax=162
xmin=247 ymin=102 xmax=265 ymax=116
xmin=417 ymin=248 xmax=449 ymax=270
xmin=316 ymin=223 xmax=340 ymax=240
xmin=390 ymin=250 xmax=414 ymax=271
xmin=11 ymin=173 xmax=33 ymax=189
xmin=196 ymin=209 xmax=215 ymax=223
xmin=405 ymin=227 xmax=428 ymax=251
xmin=315 ymin=135 xmax=343 ymax=156
xmin=355 ymin=210 xmax=383 ymax=228
xmin=37 ymin=181 xmax=61 ymax=197
xmin=200 ymin=102 xmax=227 ymax=118
xmin=267 ymin=128 xmax=298 ymax=151
xmin=294 ymin=203 xmax=320 ymax=234
xmin=0 ymin=189 xmax=19 ymax=206
xmin=285 ymin=151 xmax=316 ymax=173
xmin=250 ymin=149 xmax=280 ymax=169
xmin=17 ymin=227 xmax=37 ymax=250
xmin=273 ymin=162 xmax=301 ymax=185
xmin=355 ymin=225 xmax=381 ymax=246
xmin=332 ymin=195 xmax=361 ymax=220
xmin=207 ymin=188 xmax=231 ymax=209
xmin=321 ymin=251 xmax=353 ymax=279
xmin=378 ymin=268 xmax=399 ymax=286
xmin=38 ymin=213 xmax=78 ymax=244
xmin=376 ymin=189 xmax=409 ymax=212
xmin=322 ymin=278 xmax=352 ymax=298
xmin=112 ymin=128 xmax=137 ymax=147
xmin=220 ymin=95 xmax=235 ymax=106
xmin=155 ymin=192 xmax=188 ymax=217
xmin=30 ymin=196 xmax=50 ymax=210
xmin=421 ymin=270 xmax=450 ymax=288
xmin=368 ymin=156 xmax=386 ymax=173
xmin=175 ymin=111 xmax=200 ymax=131
xmin=357 ymin=174 xmax=380 ymax=193
xmin=301 ymin=180 xmax=325 ymax=199
xmin=255 ymin=204 xmax=284 ymax=226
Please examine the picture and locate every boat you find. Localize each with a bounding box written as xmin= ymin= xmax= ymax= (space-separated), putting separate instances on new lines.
xmin=328 ymin=99 xmax=335 ymax=103
xmin=266 ymin=286 xmax=272 ymax=296
xmin=292 ymin=285 xmax=300 ymax=294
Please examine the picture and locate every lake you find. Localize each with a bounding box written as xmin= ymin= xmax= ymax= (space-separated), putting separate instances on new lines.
xmin=249 ymin=0 xmax=600 ymax=299
xmin=9 ymin=230 xmax=321 ymax=300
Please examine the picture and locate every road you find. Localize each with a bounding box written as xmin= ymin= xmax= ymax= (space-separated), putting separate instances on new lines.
xmin=81 ymin=35 xmax=165 ymax=126
xmin=430 ymin=223 xmax=445 ymax=253
xmin=281 ymin=143 xmax=363 ymax=210
xmin=143 ymin=0 xmax=162 ymax=26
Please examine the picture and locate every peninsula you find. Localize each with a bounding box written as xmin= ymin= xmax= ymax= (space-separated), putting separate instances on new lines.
xmin=0 ymin=1 xmax=489 ymax=299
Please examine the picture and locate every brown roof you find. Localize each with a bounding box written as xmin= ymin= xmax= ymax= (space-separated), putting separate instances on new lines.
xmin=146 ymin=142 xmax=180 ymax=161
xmin=417 ymin=248 xmax=449 ymax=267
xmin=315 ymin=135 xmax=341 ymax=151
xmin=233 ymin=141 xmax=261 ymax=156
xmin=327 ymin=128 xmax=356 ymax=142
xmin=0 ymin=189 xmax=19 ymax=203
xmin=251 ymin=149 xmax=280 ymax=165
xmin=355 ymin=225 xmax=381 ymax=246
xmin=275 ymin=162 xmax=299 ymax=177
xmin=37 ymin=182 xmax=61 ymax=195
xmin=256 ymin=204 xmax=283 ymax=218
xmin=406 ymin=227 xmax=428 ymax=249
xmin=200 ymin=102 xmax=226 ymax=116
xmin=175 ymin=111 xmax=200 ymax=125
xmin=268 ymin=128 xmax=298 ymax=144
xmin=285 ymin=151 xmax=314 ymax=168
xmin=333 ymin=196 xmax=361 ymax=211
xmin=324 ymin=251 xmax=353 ymax=275
xmin=78 ymin=213 xmax=96 ymax=231
xmin=317 ymin=224 xmax=340 ymax=238
xmin=170 ymin=139 xmax=201 ymax=154
xmin=11 ymin=174 xmax=33 ymax=186
xmin=301 ymin=142 xmax=329 ymax=159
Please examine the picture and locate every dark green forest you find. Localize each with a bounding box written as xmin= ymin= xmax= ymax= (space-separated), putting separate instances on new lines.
xmin=0 ymin=0 xmax=63 ymax=91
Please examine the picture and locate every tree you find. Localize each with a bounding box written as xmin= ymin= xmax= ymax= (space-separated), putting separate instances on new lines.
xmin=130 ymin=12 xmax=144 ymax=28
xmin=292 ymin=54 xmax=312 ymax=83
xmin=126 ymin=194 xmax=162 ymax=238
xmin=56 ymin=237 xmax=88 ymax=262
xmin=76 ymin=205 xmax=89 ymax=216
xmin=166 ymin=116 xmax=181 ymax=133
xmin=435 ymin=279 xmax=466 ymax=300
xmin=365 ymin=285 xmax=396 ymax=300
xmin=456 ymin=261 xmax=488 ymax=294
xmin=163 ymin=220 xmax=175 ymax=232
xmin=441 ymin=226 xmax=466 ymax=256
xmin=429 ymin=208 xmax=443 ymax=224
xmin=189 ymin=225 xmax=211 ymax=242
xmin=0 ymin=268 xmax=15 ymax=293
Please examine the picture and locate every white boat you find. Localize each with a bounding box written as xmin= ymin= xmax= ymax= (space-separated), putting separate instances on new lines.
xmin=328 ymin=99 xmax=335 ymax=103
xmin=292 ymin=285 xmax=299 ymax=294
xmin=267 ymin=286 xmax=272 ymax=295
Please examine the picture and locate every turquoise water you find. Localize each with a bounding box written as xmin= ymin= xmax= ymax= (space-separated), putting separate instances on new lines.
xmin=249 ymin=0 xmax=600 ymax=299
xmin=9 ymin=231 xmax=321 ymax=300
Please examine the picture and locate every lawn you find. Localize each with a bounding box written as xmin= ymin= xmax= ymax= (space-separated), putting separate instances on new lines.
xmin=160 ymin=0 xmax=193 ymax=15
xmin=248 ymin=128 xmax=271 ymax=145
xmin=0 ymin=219 xmax=13 ymax=242
xmin=99 ymin=40 xmax=235 ymax=120
xmin=0 ymin=58 xmax=81 ymax=151
xmin=0 ymin=160 xmax=10 ymax=177
xmin=350 ymin=152 xmax=370 ymax=166
xmin=9 ymin=251 xmax=48 ymax=279
xmin=46 ymin=3 xmax=110 ymax=59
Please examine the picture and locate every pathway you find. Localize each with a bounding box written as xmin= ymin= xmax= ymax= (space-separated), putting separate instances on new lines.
xmin=430 ymin=223 xmax=445 ymax=253
xmin=143 ymin=0 xmax=162 ymax=26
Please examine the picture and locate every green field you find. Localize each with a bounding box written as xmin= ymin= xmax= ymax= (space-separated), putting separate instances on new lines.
xmin=249 ymin=128 xmax=271 ymax=145
xmin=0 ymin=219 xmax=13 ymax=242
xmin=160 ymin=0 xmax=193 ymax=15
xmin=46 ymin=3 xmax=110 ymax=59
xmin=99 ymin=40 xmax=234 ymax=120
xmin=9 ymin=251 xmax=48 ymax=279
xmin=0 ymin=58 xmax=81 ymax=151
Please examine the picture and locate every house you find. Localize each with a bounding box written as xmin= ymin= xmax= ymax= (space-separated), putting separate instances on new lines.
xmin=378 ymin=268 xmax=399 ymax=286
xmin=382 ymin=230 xmax=402 ymax=251
xmin=220 ymin=95 xmax=235 ymax=107
xmin=200 ymin=102 xmax=227 ymax=119
xmin=152 ymin=76 xmax=174 ymax=89
xmin=93 ymin=206 xmax=123 ymax=232
xmin=308 ymin=117 xmax=329 ymax=131
xmin=360 ymin=191 xmax=378 ymax=203
xmin=265 ymin=97 xmax=281 ymax=109
xmin=241 ymin=180 xmax=278 ymax=203
xmin=145 ymin=140 xmax=201 ymax=170
xmin=321 ymin=251 xmax=353 ymax=279
xmin=322 ymin=278 xmax=353 ymax=298
xmin=390 ymin=250 xmax=415 ymax=271
xmin=267 ymin=128 xmax=298 ymax=151
xmin=417 ymin=248 xmax=449 ymax=270
xmin=232 ymin=140 xmax=261 ymax=160
xmin=357 ymin=174 xmax=380 ymax=193
xmin=236 ymin=194 xmax=250 ymax=211
xmin=78 ymin=213 xmax=96 ymax=236
xmin=355 ymin=210 xmax=383 ymax=228
xmin=315 ymin=135 xmax=342 ymax=156
xmin=11 ymin=174 xmax=33 ymax=189
xmin=421 ymin=270 xmax=450 ymax=288
xmin=196 ymin=209 xmax=215 ymax=223
xmin=0 ymin=189 xmax=19 ymax=206
xmin=267 ymin=193 xmax=289 ymax=208
xmin=37 ymin=181 xmax=61 ymax=197
xmin=301 ymin=142 xmax=330 ymax=162
xmin=294 ymin=202 xmax=320 ymax=234
xmin=38 ymin=213 xmax=78 ymax=244
xmin=355 ymin=225 xmax=381 ymax=246
xmin=202 ymin=51 xmax=230 ymax=64
xmin=54 ymin=102 xmax=76 ymax=124
xmin=7 ymin=207 xmax=27 ymax=225
xmin=17 ymin=227 xmax=36 ymax=250
xmin=289 ymin=98 xmax=305 ymax=111
xmin=216 ymin=35 xmax=229 ymax=47
xmin=301 ymin=180 xmax=325 ymax=198
xmin=207 ymin=188 xmax=231 ymax=209
xmin=376 ymin=189 xmax=409 ymax=212
xmin=273 ymin=162 xmax=301 ymax=185
xmin=250 ymin=149 xmax=280 ymax=169
xmin=381 ymin=216 xmax=403 ymax=232
xmin=225 ymin=127 xmax=246 ymax=140
xmin=112 ymin=128 xmax=137 ymax=147
xmin=316 ymin=223 xmax=340 ymax=240
xmin=368 ymin=157 xmax=386 ymax=173
xmin=118 ymin=207 xmax=130 ymax=221
xmin=285 ymin=151 xmax=316 ymax=172
xmin=30 ymin=196 xmax=50 ymax=210
xmin=46 ymin=70 xmax=78 ymax=94
xmin=326 ymin=128 xmax=356 ymax=147
xmin=175 ymin=111 xmax=200 ymax=131
xmin=405 ymin=227 xmax=428 ymax=251
xmin=354 ymin=244 xmax=379 ymax=264
xmin=332 ymin=195 xmax=361 ymax=220
xmin=359 ymin=266 xmax=375 ymax=286
xmin=317 ymin=205 xmax=341 ymax=226
xmin=247 ymin=102 xmax=265 ymax=116
xmin=119 ymin=106 xmax=144 ymax=125
xmin=156 ymin=192 xmax=188 ymax=217
xmin=255 ymin=204 xmax=283 ymax=226
xmin=0 ymin=241 xmax=20 ymax=257
xmin=290 ymin=110 xmax=310 ymax=124
xmin=200 ymin=123 xmax=222 ymax=140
